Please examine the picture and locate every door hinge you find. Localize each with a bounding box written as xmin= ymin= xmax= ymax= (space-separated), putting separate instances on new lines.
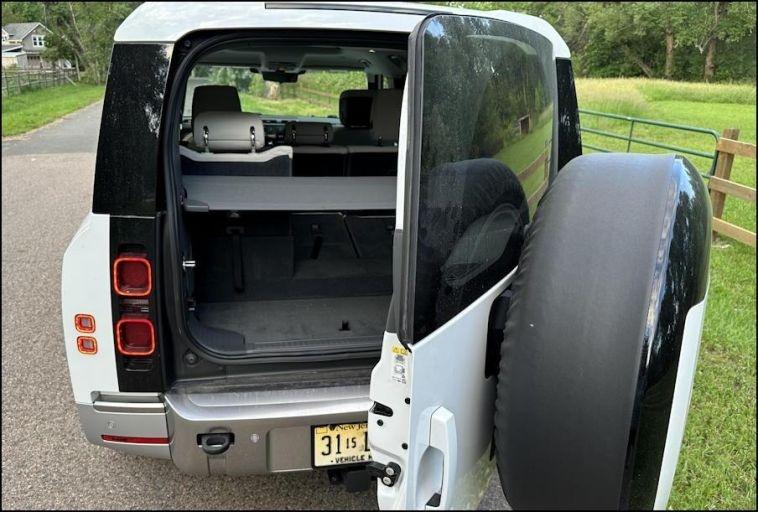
xmin=367 ymin=461 xmax=402 ymax=487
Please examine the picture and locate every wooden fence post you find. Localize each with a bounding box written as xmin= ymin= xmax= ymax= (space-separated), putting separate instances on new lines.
xmin=709 ymin=128 xmax=740 ymax=240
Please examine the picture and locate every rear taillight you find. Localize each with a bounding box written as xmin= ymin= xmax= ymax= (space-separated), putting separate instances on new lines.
xmin=116 ymin=316 xmax=155 ymax=356
xmin=77 ymin=336 xmax=98 ymax=354
xmin=113 ymin=254 xmax=152 ymax=297
xmin=74 ymin=314 xmax=96 ymax=333
xmin=110 ymin=226 xmax=163 ymax=391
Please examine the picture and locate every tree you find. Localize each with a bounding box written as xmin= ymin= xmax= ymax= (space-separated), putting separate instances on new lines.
xmin=441 ymin=1 xmax=756 ymax=82
xmin=0 ymin=2 xmax=140 ymax=84
xmin=1 ymin=2 xmax=45 ymax=24
xmin=38 ymin=2 xmax=140 ymax=84
xmin=671 ymin=1 xmax=756 ymax=81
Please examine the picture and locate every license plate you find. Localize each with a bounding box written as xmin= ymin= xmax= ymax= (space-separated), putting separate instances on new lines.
xmin=312 ymin=422 xmax=372 ymax=467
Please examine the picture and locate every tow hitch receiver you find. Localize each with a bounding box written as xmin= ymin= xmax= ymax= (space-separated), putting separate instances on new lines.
xmin=328 ymin=467 xmax=375 ymax=492
xmin=198 ymin=432 xmax=234 ymax=455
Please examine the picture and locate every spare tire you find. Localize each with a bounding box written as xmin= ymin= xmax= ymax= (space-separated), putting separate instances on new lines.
xmin=494 ymin=153 xmax=711 ymax=509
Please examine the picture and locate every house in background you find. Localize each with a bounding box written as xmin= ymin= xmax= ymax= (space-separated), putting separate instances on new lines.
xmin=1 ymin=22 xmax=71 ymax=69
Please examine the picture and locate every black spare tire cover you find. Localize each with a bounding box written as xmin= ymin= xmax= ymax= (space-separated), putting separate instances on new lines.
xmin=494 ymin=153 xmax=710 ymax=509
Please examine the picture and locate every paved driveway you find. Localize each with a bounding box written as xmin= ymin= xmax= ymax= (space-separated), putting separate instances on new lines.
xmin=1 ymin=102 xmax=506 ymax=510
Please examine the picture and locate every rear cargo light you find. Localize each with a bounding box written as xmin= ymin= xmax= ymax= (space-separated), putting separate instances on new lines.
xmin=113 ymin=254 xmax=152 ymax=297
xmin=101 ymin=435 xmax=168 ymax=444
xmin=74 ymin=314 xmax=96 ymax=333
xmin=116 ymin=317 xmax=155 ymax=356
xmin=76 ymin=336 xmax=98 ymax=354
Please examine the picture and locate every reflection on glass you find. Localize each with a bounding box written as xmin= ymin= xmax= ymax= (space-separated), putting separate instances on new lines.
xmin=411 ymin=15 xmax=555 ymax=340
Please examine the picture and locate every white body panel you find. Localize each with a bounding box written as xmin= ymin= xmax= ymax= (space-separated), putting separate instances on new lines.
xmin=114 ymin=2 xmax=570 ymax=59
xmin=370 ymin=269 xmax=516 ymax=510
xmin=61 ymin=213 xmax=119 ymax=404
xmin=654 ymin=290 xmax=709 ymax=509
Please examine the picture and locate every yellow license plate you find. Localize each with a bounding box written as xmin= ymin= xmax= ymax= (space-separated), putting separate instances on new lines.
xmin=312 ymin=422 xmax=372 ymax=467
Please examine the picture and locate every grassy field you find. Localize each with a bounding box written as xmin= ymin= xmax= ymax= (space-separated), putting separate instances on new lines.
xmin=577 ymin=78 xmax=756 ymax=510
xmin=239 ymin=93 xmax=335 ymax=118
xmin=1 ymin=84 xmax=105 ymax=137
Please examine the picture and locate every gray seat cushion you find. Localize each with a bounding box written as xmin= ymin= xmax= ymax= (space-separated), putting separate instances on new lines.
xmin=192 ymin=85 xmax=241 ymax=119
xmin=193 ymin=111 xmax=265 ymax=152
xmin=370 ymin=88 xmax=403 ymax=145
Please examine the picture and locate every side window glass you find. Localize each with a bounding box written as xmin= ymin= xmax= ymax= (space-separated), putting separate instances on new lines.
xmin=411 ymin=16 xmax=555 ymax=341
xmin=182 ymin=66 xmax=366 ymax=119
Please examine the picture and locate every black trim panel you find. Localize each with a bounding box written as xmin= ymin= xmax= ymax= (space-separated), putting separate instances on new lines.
xmin=110 ymin=215 xmax=165 ymax=392
xmin=93 ymin=44 xmax=173 ymax=216
xmin=556 ymin=58 xmax=582 ymax=171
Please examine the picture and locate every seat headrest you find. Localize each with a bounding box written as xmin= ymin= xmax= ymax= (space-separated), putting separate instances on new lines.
xmin=192 ymin=85 xmax=241 ymax=120
xmin=339 ymin=89 xmax=375 ymax=128
xmin=371 ymin=89 xmax=403 ymax=145
xmin=193 ymin=111 xmax=265 ymax=153
xmin=284 ymin=121 xmax=334 ymax=146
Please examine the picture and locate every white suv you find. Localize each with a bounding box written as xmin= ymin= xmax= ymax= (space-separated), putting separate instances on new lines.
xmin=62 ymin=2 xmax=711 ymax=509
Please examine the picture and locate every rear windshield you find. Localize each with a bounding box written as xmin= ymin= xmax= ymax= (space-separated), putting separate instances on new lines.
xmin=183 ymin=66 xmax=367 ymax=119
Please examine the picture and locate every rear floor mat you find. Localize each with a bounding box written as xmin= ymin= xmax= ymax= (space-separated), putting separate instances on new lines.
xmin=196 ymin=295 xmax=391 ymax=349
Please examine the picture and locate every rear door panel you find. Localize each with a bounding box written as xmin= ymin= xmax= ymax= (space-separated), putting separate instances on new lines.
xmin=370 ymin=13 xmax=556 ymax=509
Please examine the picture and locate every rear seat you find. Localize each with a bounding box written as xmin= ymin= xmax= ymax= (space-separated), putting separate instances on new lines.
xmin=181 ymin=110 xmax=292 ymax=176
xmin=332 ymin=89 xmax=376 ymax=146
xmin=284 ymin=121 xmax=347 ymax=176
xmin=346 ymin=89 xmax=402 ymax=176
xmin=193 ymin=85 xmax=242 ymax=120
xmin=182 ymin=85 xmax=243 ymax=144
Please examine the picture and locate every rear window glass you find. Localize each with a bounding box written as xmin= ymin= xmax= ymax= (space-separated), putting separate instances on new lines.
xmin=183 ymin=66 xmax=367 ymax=118
xmin=407 ymin=15 xmax=556 ymax=341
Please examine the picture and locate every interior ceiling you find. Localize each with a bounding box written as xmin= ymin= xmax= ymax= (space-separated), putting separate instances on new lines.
xmin=198 ymin=44 xmax=407 ymax=76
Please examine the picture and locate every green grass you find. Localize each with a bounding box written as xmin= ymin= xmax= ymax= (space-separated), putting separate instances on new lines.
xmin=1 ymin=84 xmax=104 ymax=137
xmin=239 ymin=93 xmax=336 ymax=118
xmin=577 ymin=78 xmax=756 ymax=510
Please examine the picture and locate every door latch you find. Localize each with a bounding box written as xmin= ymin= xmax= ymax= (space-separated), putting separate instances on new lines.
xmin=367 ymin=461 xmax=402 ymax=487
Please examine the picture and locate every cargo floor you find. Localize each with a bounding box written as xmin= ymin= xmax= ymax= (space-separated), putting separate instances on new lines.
xmin=195 ymin=295 xmax=391 ymax=351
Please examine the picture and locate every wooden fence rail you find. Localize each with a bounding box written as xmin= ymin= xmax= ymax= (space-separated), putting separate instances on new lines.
xmin=1 ymin=68 xmax=79 ymax=96
xmin=708 ymin=128 xmax=756 ymax=247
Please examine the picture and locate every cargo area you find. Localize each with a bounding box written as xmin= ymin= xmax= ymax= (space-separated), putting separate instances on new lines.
xmin=184 ymin=210 xmax=394 ymax=358
xmin=164 ymin=33 xmax=406 ymax=369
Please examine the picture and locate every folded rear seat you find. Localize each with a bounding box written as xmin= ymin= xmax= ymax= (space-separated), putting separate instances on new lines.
xmin=284 ymin=121 xmax=347 ymax=176
xmin=181 ymin=111 xmax=292 ymax=176
xmin=346 ymin=89 xmax=402 ymax=176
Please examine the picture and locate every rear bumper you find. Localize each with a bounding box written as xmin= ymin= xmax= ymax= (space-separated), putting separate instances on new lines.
xmin=75 ymin=385 xmax=371 ymax=475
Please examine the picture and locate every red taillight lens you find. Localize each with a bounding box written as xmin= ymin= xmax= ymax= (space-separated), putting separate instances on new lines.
xmin=101 ymin=435 xmax=168 ymax=444
xmin=74 ymin=314 xmax=96 ymax=333
xmin=116 ymin=317 xmax=155 ymax=356
xmin=113 ymin=255 xmax=152 ymax=297
xmin=77 ymin=336 xmax=98 ymax=354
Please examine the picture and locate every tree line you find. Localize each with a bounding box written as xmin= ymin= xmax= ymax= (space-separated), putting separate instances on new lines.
xmin=446 ymin=2 xmax=756 ymax=82
xmin=2 ymin=2 xmax=755 ymax=84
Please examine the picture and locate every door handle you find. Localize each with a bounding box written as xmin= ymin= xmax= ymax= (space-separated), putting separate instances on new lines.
xmin=426 ymin=407 xmax=457 ymax=510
